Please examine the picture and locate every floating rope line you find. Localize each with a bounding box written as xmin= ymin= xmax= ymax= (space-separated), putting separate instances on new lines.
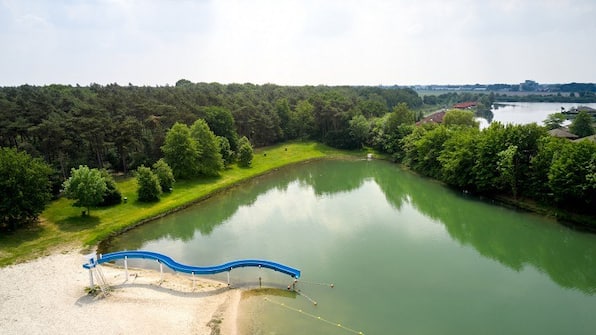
xmin=264 ymin=297 xmax=365 ymax=335
xmin=297 ymin=279 xmax=335 ymax=288
xmin=296 ymin=290 xmax=318 ymax=306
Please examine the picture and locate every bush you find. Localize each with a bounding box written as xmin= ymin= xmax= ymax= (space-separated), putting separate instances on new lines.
xmin=217 ymin=136 xmax=235 ymax=168
xmin=98 ymin=170 xmax=122 ymax=206
xmin=237 ymin=136 xmax=254 ymax=167
xmin=136 ymin=165 xmax=162 ymax=202
xmin=152 ymin=159 xmax=175 ymax=192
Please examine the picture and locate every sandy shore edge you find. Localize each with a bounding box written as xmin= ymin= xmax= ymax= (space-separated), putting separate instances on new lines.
xmin=0 ymin=248 xmax=239 ymax=335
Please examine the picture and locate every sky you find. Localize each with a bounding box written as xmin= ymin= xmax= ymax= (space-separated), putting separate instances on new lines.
xmin=1 ymin=0 xmax=595 ymax=86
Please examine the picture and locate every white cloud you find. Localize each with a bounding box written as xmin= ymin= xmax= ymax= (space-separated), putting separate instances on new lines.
xmin=0 ymin=0 xmax=594 ymax=85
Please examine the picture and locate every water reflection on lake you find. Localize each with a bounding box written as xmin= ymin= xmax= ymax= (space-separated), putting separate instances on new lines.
xmin=103 ymin=159 xmax=596 ymax=335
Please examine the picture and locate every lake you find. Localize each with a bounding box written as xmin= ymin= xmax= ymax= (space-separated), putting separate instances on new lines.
xmin=102 ymin=159 xmax=596 ymax=334
xmin=478 ymin=102 xmax=596 ymax=128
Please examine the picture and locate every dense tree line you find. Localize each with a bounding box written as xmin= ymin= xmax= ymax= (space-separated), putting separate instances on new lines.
xmin=373 ymin=108 xmax=596 ymax=216
xmin=1 ymin=81 xmax=595 ymax=231
xmin=0 ymin=82 xmax=421 ymax=183
xmin=0 ymin=81 xmax=422 ymax=230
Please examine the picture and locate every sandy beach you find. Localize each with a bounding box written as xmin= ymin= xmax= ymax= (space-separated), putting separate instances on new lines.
xmin=0 ymin=248 xmax=240 ymax=335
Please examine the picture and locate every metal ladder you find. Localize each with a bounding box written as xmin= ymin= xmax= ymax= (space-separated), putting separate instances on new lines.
xmin=92 ymin=264 xmax=110 ymax=296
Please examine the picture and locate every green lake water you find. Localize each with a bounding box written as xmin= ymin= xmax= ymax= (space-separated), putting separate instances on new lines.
xmin=102 ymin=159 xmax=596 ymax=334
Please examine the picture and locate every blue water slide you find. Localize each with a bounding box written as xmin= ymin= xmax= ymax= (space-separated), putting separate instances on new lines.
xmin=83 ymin=250 xmax=301 ymax=278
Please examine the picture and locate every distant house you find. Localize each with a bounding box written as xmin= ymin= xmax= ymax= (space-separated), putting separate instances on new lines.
xmin=417 ymin=110 xmax=446 ymax=125
xmin=562 ymin=106 xmax=596 ymax=115
xmin=548 ymin=128 xmax=579 ymax=139
xmin=574 ymin=134 xmax=596 ymax=143
xmin=453 ymin=101 xmax=477 ymax=109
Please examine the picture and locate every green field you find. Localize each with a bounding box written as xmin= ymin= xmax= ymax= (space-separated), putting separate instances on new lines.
xmin=0 ymin=142 xmax=361 ymax=266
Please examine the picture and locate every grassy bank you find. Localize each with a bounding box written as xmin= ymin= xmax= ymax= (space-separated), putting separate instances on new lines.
xmin=0 ymin=142 xmax=359 ymax=266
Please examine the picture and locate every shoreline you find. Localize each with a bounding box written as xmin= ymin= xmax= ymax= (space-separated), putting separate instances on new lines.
xmin=1 ymin=142 xmax=345 ymax=267
xmin=0 ymin=248 xmax=240 ymax=335
xmin=96 ymin=157 xmax=332 ymax=253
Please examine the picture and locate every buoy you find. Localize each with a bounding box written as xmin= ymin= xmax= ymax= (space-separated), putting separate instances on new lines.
xmin=330 ymin=284 xmax=334 ymax=288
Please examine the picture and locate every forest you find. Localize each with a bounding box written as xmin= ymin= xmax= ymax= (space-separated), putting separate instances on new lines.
xmin=1 ymin=80 xmax=595 ymax=231
xmin=0 ymin=80 xmax=422 ymax=179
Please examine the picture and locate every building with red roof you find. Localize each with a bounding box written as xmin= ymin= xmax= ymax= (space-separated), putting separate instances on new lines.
xmin=453 ymin=101 xmax=477 ymax=109
xmin=417 ymin=110 xmax=446 ymax=125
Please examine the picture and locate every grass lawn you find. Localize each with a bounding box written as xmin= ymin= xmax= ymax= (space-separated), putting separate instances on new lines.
xmin=0 ymin=142 xmax=362 ymax=266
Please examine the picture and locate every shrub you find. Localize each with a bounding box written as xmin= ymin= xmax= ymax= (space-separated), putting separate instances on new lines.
xmin=136 ymin=165 xmax=162 ymax=202
xmin=98 ymin=170 xmax=122 ymax=206
xmin=152 ymin=159 xmax=175 ymax=192
xmin=237 ymin=136 xmax=254 ymax=167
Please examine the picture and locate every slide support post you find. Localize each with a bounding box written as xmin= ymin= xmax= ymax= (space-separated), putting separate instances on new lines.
xmin=159 ymin=261 xmax=164 ymax=282
xmin=88 ymin=268 xmax=94 ymax=288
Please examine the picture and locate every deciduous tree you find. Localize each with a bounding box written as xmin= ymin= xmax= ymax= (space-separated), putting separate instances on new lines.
xmin=190 ymin=119 xmax=224 ymax=176
xmin=498 ymin=145 xmax=519 ymax=198
xmin=349 ymin=114 xmax=370 ymax=147
xmin=0 ymin=148 xmax=53 ymax=231
xmin=443 ymin=109 xmax=479 ymax=128
xmin=543 ymin=113 xmax=566 ymax=130
xmin=289 ymin=100 xmax=315 ymax=139
xmin=570 ymin=111 xmax=595 ymax=138
xmin=162 ymin=122 xmax=198 ymax=179
xmin=472 ymin=122 xmax=509 ymax=193
xmin=548 ymin=140 xmax=596 ymax=209
xmin=438 ymin=128 xmax=479 ymax=189
xmin=386 ymin=102 xmax=415 ymax=128
xmin=199 ymin=106 xmax=238 ymax=150
xmin=403 ymin=125 xmax=451 ymax=178
xmin=217 ymin=136 xmax=235 ymax=168
xmin=62 ymin=165 xmax=107 ymax=216
xmin=152 ymin=159 xmax=175 ymax=192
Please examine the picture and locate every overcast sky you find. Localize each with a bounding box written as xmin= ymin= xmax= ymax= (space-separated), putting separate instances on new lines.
xmin=1 ymin=0 xmax=595 ymax=86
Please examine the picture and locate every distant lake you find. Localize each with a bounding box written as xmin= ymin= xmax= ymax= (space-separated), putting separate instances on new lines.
xmin=477 ymin=102 xmax=596 ymax=128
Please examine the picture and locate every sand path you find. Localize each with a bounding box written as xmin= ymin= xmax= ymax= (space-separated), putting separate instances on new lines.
xmin=0 ymin=248 xmax=239 ymax=335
